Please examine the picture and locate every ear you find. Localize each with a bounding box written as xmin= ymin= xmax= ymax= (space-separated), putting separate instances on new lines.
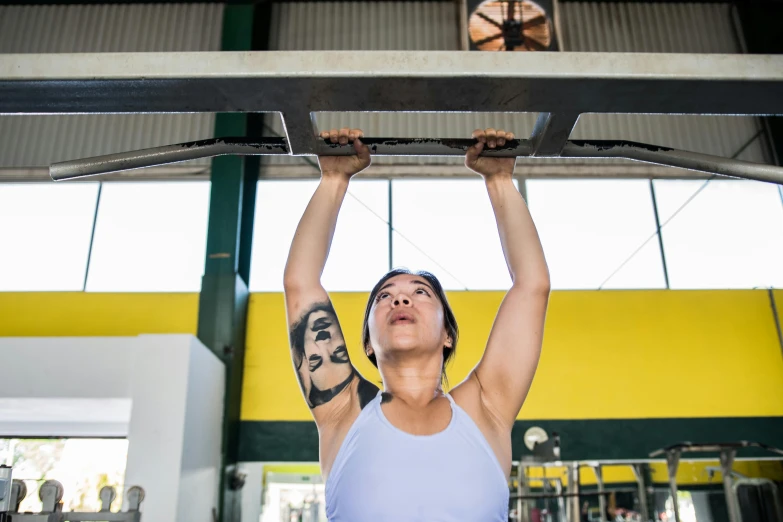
xmin=445 ymin=337 xmax=453 ymax=349
xmin=365 ymin=345 xmax=374 ymax=357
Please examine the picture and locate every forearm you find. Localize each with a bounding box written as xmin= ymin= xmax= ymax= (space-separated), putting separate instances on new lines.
xmin=485 ymin=175 xmax=550 ymax=290
xmin=284 ymin=175 xmax=349 ymax=288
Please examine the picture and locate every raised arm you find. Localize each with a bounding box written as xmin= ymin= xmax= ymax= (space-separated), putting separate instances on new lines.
xmin=284 ymin=127 xmax=378 ymax=426
xmin=459 ymin=128 xmax=551 ymax=428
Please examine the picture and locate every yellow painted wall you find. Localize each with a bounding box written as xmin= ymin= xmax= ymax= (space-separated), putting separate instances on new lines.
xmin=0 ymin=293 xmax=198 ymax=336
xmin=242 ymin=290 xmax=783 ymax=421
xmin=2 ymin=290 xmax=781 ymax=423
xmin=3 ymin=289 xmax=782 ymax=484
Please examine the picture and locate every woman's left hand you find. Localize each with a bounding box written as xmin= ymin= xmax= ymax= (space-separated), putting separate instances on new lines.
xmin=465 ymin=128 xmax=516 ymax=179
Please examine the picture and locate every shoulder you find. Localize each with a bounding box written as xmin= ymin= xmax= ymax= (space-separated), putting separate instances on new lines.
xmin=319 ymin=376 xmax=379 ymax=477
xmin=450 ymin=373 xmax=513 ymax=474
xmin=321 ymin=375 xmax=379 ymax=432
xmin=451 ymin=372 xmax=510 ymax=434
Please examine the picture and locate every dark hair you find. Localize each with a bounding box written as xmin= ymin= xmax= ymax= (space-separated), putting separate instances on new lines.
xmin=361 ymin=268 xmax=459 ymax=386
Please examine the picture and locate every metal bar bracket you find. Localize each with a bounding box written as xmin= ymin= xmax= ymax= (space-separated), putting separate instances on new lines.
xmin=531 ymin=112 xmax=581 ymax=156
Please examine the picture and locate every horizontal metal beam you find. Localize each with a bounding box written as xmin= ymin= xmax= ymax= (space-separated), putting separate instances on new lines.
xmin=650 ymin=441 xmax=783 ymax=458
xmin=2 ymin=51 xmax=783 ymax=116
xmin=48 ymin=137 xmax=783 ymax=185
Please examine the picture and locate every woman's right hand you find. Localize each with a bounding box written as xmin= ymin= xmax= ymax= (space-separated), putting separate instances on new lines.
xmin=318 ymin=127 xmax=371 ymax=180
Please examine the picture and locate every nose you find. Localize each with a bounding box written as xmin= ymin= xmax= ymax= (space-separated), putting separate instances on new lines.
xmin=391 ymin=294 xmax=411 ymax=307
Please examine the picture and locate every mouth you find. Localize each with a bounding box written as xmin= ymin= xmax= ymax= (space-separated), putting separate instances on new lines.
xmin=390 ymin=313 xmax=415 ymax=325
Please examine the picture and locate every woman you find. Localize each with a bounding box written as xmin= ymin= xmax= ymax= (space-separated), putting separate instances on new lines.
xmin=284 ymin=127 xmax=550 ymax=521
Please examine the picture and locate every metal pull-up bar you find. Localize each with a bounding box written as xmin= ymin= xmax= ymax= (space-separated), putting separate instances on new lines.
xmin=2 ymin=51 xmax=782 ymax=183
xmin=49 ymin=136 xmax=783 ymax=185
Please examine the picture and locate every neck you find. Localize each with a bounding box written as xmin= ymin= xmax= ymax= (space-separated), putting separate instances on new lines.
xmin=377 ymin=353 xmax=444 ymax=408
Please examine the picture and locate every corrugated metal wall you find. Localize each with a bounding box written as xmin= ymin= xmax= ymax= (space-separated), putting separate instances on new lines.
xmin=561 ymin=2 xmax=766 ymax=164
xmin=262 ymin=1 xmax=766 ymax=172
xmin=0 ymin=4 xmax=223 ymax=174
xmin=559 ymin=2 xmax=741 ymax=53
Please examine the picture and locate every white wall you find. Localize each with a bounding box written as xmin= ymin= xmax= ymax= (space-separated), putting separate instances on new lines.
xmin=0 ymin=334 xmax=224 ymax=522
xmin=123 ymin=335 xmax=224 ymax=522
xmin=179 ymin=337 xmax=225 ymax=522
xmin=0 ymin=336 xmax=135 ymax=436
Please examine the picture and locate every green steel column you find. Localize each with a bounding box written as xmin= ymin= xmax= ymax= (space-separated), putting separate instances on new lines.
xmin=197 ymin=5 xmax=258 ymax=522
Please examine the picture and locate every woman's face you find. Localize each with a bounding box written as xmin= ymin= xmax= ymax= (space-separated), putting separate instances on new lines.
xmin=303 ymin=309 xmax=352 ymax=390
xmin=367 ymin=274 xmax=450 ymax=361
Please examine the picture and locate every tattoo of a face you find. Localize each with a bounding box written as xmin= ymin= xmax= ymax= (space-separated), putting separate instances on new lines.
xmin=290 ymin=301 xmax=378 ymax=409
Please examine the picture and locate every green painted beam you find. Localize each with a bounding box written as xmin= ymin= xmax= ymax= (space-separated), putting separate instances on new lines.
xmin=238 ymin=417 xmax=783 ymax=462
xmin=197 ymin=4 xmax=258 ymax=522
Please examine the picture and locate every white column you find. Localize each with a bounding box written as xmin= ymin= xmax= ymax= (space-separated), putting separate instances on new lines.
xmin=123 ymin=335 xmax=224 ymax=522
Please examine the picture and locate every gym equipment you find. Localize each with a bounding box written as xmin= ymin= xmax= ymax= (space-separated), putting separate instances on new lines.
xmin=0 ymin=466 xmax=12 ymax=522
xmin=512 ymin=460 xmax=649 ymax=522
xmin=0 ymin=467 xmax=145 ymax=522
xmin=510 ymin=439 xmax=783 ymax=522
xmin=1 ymin=52 xmax=782 ymax=183
xmin=650 ymin=441 xmax=783 ymax=522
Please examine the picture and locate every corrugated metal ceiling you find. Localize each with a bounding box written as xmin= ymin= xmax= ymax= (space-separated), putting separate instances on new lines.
xmin=0 ymin=3 xmax=223 ymax=175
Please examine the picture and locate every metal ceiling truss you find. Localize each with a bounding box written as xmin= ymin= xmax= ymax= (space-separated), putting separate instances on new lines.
xmin=2 ymin=51 xmax=783 ymax=184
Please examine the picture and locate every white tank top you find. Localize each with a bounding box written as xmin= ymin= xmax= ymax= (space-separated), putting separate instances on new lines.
xmin=325 ymin=391 xmax=509 ymax=521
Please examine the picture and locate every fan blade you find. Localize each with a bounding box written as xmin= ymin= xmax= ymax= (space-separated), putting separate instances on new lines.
xmin=474 ymin=33 xmax=504 ymax=46
xmin=525 ymin=38 xmax=548 ymax=51
xmin=476 ymin=11 xmax=503 ymax=29
xmin=523 ymin=15 xmax=548 ymax=30
xmin=507 ymin=0 xmax=516 ymax=21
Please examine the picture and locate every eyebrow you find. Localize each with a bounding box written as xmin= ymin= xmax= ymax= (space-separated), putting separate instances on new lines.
xmin=378 ymin=280 xmax=434 ymax=293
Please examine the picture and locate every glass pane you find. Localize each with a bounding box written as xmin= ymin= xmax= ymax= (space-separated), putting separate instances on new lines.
xmin=0 ymin=438 xmax=128 ymax=513
xmin=86 ymin=182 xmax=210 ymax=292
xmin=526 ymin=180 xmax=666 ymax=290
xmin=0 ymin=183 xmax=99 ymax=291
xmin=391 ymin=179 xmax=513 ymax=291
xmin=654 ymin=180 xmax=783 ymax=289
xmin=250 ymin=180 xmax=389 ymax=292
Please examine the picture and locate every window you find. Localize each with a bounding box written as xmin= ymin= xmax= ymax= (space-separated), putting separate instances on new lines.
xmin=85 ymin=182 xmax=210 ymax=292
xmin=0 ymin=183 xmax=99 ymax=291
xmin=250 ymin=180 xmax=389 ymax=292
xmin=526 ymin=180 xmax=666 ymax=289
xmin=391 ymin=179 xmax=514 ymax=291
xmin=654 ymin=179 xmax=783 ymax=289
xmin=261 ymin=469 xmax=325 ymax=522
xmin=0 ymin=438 xmax=128 ymax=514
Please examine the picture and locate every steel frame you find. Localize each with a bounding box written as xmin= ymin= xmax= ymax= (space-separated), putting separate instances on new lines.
xmin=649 ymin=442 xmax=783 ymax=522
xmin=2 ymin=51 xmax=783 ymax=182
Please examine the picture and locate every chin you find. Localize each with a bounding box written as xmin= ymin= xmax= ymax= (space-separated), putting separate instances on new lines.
xmin=383 ymin=334 xmax=422 ymax=352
